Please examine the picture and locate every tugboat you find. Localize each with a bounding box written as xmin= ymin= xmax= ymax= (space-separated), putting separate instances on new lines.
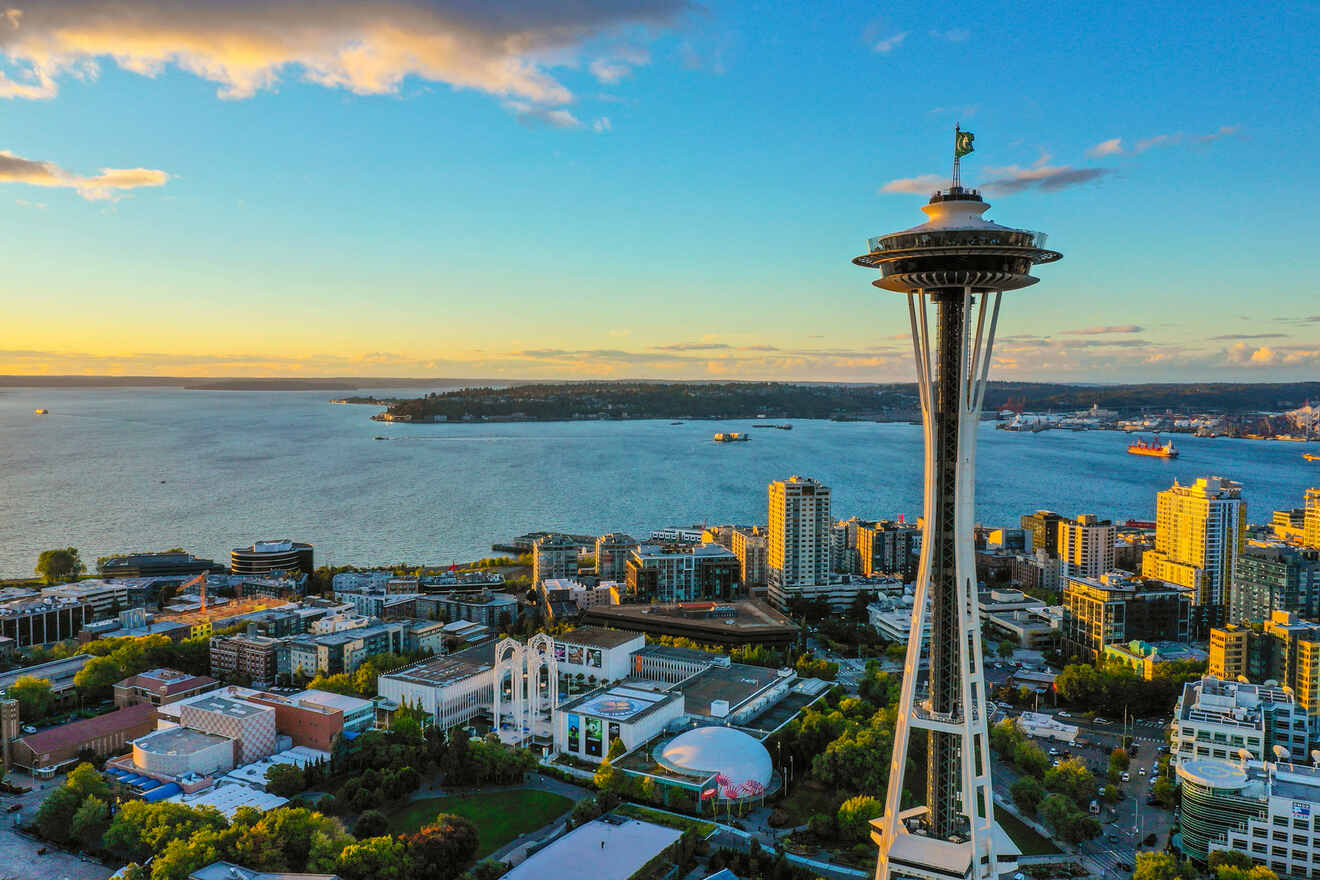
xmin=1127 ymin=436 xmax=1178 ymax=459
xmin=33 ymin=408 xmax=48 ymax=415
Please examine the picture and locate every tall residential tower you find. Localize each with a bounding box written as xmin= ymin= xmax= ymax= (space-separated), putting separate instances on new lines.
xmin=766 ymin=476 xmax=831 ymax=609
xmin=852 ymin=131 xmax=1061 ymax=880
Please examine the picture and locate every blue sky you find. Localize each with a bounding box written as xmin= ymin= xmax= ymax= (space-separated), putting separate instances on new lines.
xmin=1 ymin=0 xmax=1316 ymax=381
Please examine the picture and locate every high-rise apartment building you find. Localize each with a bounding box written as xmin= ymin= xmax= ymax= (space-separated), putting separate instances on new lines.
xmin=731 ymin=527 xmax=767 ymax=589
xmin=1056 ymin=514 xmax=1116 ymax=580
xmin=766 ymin=476 xmax=831 ymax=608
xmin=1228 ymin=544 xmax=1320 ymax=625
xmin=1061 ymin=572 xmax=1191 ymax=661
xmin=1307 ymin=489 xmax=1320 ymax=549
xmin=594 ymin=533 xmax=636 ymax=582
xmin=532 ymin=533 xmax=578 ymax=587
xmin=1021 ymin=510 xmax=1066 ymax=560
xmin=856 ymin=520 xmax=919 ymax=580
xmin=1142 ymin=476 xmax=1246 ymax=637
xmin=830 ymin=522 xmax=858 ymax=574
xmin=1209 ymin=612 xmax=1320 ymax=752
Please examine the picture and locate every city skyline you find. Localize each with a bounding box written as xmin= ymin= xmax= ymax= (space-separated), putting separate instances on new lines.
xmin=2 ymin=1 xmax=1318 ymax=382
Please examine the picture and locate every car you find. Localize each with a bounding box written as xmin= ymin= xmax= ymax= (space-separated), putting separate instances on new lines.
xmin=1051 ymin=758 xmax=1061 ymax=767
xmin=1139 ymin=767 xmax=1146 ymax=776
xmin=20 ymin=725 xmax=36 ymax=734
xmin=1049 ymin=747 xmax=1059 ymax=756
xmin=1057 ymin=711 xmax=1071 ymax=718
xmin=1121 ymin=772 xmax=1131 ymax=782
xmin=1094 ymin=716 xmax=1110 ymax=725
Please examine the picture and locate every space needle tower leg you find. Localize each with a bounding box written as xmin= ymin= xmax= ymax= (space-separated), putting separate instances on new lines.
xmin=852 ymin=131 xmax=1061 ymax=880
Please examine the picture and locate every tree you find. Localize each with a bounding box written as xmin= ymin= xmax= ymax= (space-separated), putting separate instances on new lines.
xmin=35 ymin=785 xmax=82 ymax=843
xmin=1209 ymin=850 xmax=1253 ymax=871
xmin=1037 ymin=793 xmax=1100 ymax=844
xmin=70 ymin=793 xmax=110 ymax=849
xmin=467 ymin=859 xmax=509 ymax=880
xmin=36 ymin=547 xmax=84 ymax=584
xmin=1010 ymin=776 xmax=1045 ymax=816
xmin=266 ymin=763 xmax=307 ymax=797
xmin=835 ymin=795 xmax=883 ymax=843
xmin=355 ymin=810 xmax=390 ymax=839
xmin=337 ymin=835 xmax=407 ymax=880
xmin=1110 ymin=747 xmax=1131 ymax=772
xmin=1133 ymin=852 xmax=1183 ymax=880
xmin=1153 ymin=776 xmax=1179 ymax=809
xmin=1043 ymin=758 xmax=1098 ymax=808
xmin=605 ymin=737 xmax=626 ymax=762
xmin=403 ymin=814 xmax=480 ymax=880
xmin=75 ymin=654 xmax=128 ymax=700
xmin=67 ymin=761 xmax=112 ymax=801
xmin=7 ymin=675 xmax=54 ymax=721
xmin=997 ymin=639 xmax=1016 ymax=658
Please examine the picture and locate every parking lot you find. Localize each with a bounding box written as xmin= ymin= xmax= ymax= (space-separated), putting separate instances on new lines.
xmin=0 ymin=772 xmax=114 ymax=880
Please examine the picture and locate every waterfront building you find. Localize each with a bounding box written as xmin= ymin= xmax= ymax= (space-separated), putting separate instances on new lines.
xmin=1142 ymin=476 xmax=1246 ymax=637
xmin=1010 ymin=549 xmax=1062 ymax=594
xmin=114 ymin=668 xmax=218 ymax=708
xmin=1177 ymin=756 xmax=1320 ymax=876
xmin=99 ymin=551 xmax=224 ymax=578
xmin=1172 ymin=677 xmax=1309 ymax=765
xmin=230 ymin=540 xmax=314 ymax=576
xmin=1062 ymin=571 xmax=1191 ymax=661
xmin=985 ymin=527 xmax=1030 ymax=554
xmin=731 ymin=527 xmax=768 ymax=589
xmin=594 ymin=532 xmax=636 ymax=582
xmin=1056 ymin=514 xmax=1116 ymax=580
xmin=0 ymin=595 xmax=92 ymax=647
xmin=766 ymin=476 xmax=831 ymax=607
xmin=533 ymin=533 xmax=579 ymax=587
xmin=851 ymin=147 xmax=1062 ymax=880
xmin=209 ymin=634 xmax=282 ymax=683
xmin=1021 ymin=510 xmax=1067 ymax=560
xmin=1229 ymin=543 xmax=1320 ymax=625
xmin=623 ymin=543 xmax=741 ymax=603
xmin=856 ymin=520 xmax=919 ymax=580
xmin=286 ymin=621 xmax=408 ymax=676
xmin=1273 ymin=508 xmax=1308 ymax=543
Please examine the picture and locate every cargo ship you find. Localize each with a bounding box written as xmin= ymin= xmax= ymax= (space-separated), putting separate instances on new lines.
xmin=1127 ymin=437 xmax=1178 ymax=459
xmin=1305 ymin=453 xmax=1320 ymax=462
xmin=713 ymin=432 xmax=750 ymax=442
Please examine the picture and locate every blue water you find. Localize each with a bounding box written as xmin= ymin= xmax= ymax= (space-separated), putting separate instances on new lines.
xmin=0 ymin=386 xmax=1316 ymax=578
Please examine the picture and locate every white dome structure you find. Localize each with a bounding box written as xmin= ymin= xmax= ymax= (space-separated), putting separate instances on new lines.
xmin=659 ymin=727 xmax=772 ymax=800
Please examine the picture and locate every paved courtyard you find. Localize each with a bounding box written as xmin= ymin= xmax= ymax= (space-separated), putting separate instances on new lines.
xmin=0 ymin=772 xmax=113 ymax=880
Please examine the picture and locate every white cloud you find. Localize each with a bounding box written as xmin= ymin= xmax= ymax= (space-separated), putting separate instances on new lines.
xmin=0 ymin=1 xmax=685 ymax=110
xmin=879 ymin=173 xmax=945 ymax=194
xmin=0 ymin=149 xmax=169 ymax=200
xmin=930 ymin=28 xmax=969 ymax=42
xmin=592 ymin=116 xmax=612 ymax=133
xmin=980 ymin=163 xmax=1112 ymax=194
xmin=588 ymin=46 xmax=650 ymax=83
xmin=505 ymin=102 xmax=582 ymax=129
xmin=873 ymin=32 xmax=909 ymax=53
xmin=1087 ymin=138 xmax=1123 ymax=157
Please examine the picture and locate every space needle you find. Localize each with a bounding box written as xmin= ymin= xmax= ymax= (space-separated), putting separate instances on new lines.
xmin=853 ymin=129 xmax=1062 ymax=880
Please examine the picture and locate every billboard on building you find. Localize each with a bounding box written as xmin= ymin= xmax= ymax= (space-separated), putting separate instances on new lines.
xmin=587 ymin=648 xmax=602 ymax=668
xmin=568 ymin=645 xmax=584 ymax=665
xmin=567 ymin=713 xmax=579 ymax=751
xmin=585 ymin=716 xmax=603 ymax=757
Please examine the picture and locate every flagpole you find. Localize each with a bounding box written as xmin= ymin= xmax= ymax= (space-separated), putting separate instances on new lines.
xmin=953 ymin=124 xmax=961 ymax=189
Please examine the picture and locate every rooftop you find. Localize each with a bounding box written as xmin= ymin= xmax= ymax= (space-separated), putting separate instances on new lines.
xmin=17 ymin=702 xmax=154 ymax=754
xmin=185 ymin=693 xmax=273 ymax=719
xmin=671 ymin=663 xmax=785 ymax=717
xmin=382 ymin=654 xmax=491 ymax=688
xmin=501 ymin=817 xmax=681 ymax=880
xmin=557 ymin=626 xmax=644 ymax=649
xmin=135 ymin=726 xmax=232 ymax=756
xmin=564 ymin=685 xmax=676 ymax=722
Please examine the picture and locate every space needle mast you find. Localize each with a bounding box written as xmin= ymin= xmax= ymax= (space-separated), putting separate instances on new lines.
xmin=853 ymin=129 xmax=1062 ymax=880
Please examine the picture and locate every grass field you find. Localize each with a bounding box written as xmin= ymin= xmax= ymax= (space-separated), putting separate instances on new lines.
xmin=388 ymin=789 xmax=575 ymax=857
xmin=614 ymin=803 xmax=718 ymax=836
xmin=994 ymin=805 xmax=1062 ymax=855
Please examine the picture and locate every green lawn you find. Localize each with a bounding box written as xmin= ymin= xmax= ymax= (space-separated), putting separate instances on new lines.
xmin=994 ymin=805 xmax=1062 ymax=855
xmin=388 ymin=790 xmax=575 ymax=857
xmin=614 ymin=803 xmax=717 ymax=836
